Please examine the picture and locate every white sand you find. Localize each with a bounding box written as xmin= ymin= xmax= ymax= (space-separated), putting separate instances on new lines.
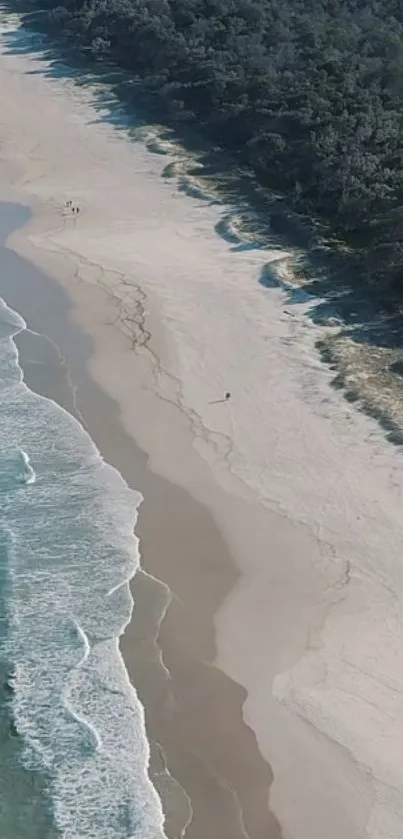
xmin=1 ymin=13 xmax=403 ymax=838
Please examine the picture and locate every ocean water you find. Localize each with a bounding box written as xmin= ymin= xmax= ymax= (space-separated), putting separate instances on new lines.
xmin=0 ymin=296 xmax=166 ymax=838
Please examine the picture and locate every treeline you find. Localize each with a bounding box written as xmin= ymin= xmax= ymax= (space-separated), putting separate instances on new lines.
xmin=15 ymin=0 xmax=403 ymax=295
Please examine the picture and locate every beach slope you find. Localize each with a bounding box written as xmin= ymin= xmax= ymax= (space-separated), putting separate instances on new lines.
xmin=0 ymin=14 xmax=402 ymax=839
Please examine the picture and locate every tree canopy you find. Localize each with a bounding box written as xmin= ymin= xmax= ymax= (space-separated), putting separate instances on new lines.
xmin=15 ymin=0 xmax=403 ymax=296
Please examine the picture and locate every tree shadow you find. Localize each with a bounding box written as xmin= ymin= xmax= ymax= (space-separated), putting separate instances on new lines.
xmin=3 ymin=2 xmax=403 ymax=443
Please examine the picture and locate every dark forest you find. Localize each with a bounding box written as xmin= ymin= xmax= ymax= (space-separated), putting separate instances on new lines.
xmin=13 ymin=0 xmax=403 ymax=296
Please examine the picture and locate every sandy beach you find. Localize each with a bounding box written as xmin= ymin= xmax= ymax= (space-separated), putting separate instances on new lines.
xmin=0 ymin=233 xmax=283 ymax=839
xmin=1 ymin=11 xmax=403 ymax=839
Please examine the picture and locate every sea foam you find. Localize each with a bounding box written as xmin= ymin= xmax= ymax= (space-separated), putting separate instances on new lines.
xmin=0 ymin=297 xmax=166 ymax=838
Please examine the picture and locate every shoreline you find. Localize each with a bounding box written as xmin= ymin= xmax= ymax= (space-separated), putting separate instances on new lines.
xmin=0 ymin=204 xmax=283 ymax=839
xmin=3 ymin=14 xmax=403 ymax=837
xmin=8 ymin=200 xmax=375 ymax=839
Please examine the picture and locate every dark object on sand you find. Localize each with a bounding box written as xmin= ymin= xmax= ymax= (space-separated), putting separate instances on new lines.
xmin=209 ymin=392 xmax=231 ymax=405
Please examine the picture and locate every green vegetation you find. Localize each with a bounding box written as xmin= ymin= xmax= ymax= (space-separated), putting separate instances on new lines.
xmin=13 ymin=0 xmax=403 ymax=295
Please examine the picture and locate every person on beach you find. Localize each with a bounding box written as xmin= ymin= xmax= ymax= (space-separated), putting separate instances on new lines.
xmin=209 ymin=392 xmax=231 ymax=404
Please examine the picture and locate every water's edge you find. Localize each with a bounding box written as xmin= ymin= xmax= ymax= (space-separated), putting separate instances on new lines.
xmin=0 ymin=199 xmax=287 ymax=839
xmin=0 ymin=202 xmax=168 ymax=839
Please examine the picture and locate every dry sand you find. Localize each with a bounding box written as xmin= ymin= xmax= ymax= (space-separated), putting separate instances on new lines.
xmin=0 ymin=11 xmax=403 ymax=839
xmin=1 ymin=251 xmax=282 ymax=839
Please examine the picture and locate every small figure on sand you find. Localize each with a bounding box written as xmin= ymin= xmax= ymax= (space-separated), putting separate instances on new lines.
xmin=63 ymin=201 xmax=80 ymax=216
xmin=209 ymin=392 xmax=231 ymax=405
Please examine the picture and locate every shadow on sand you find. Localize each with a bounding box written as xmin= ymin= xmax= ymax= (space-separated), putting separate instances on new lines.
xmin=2 ymin=2 xmax=403 ymax=446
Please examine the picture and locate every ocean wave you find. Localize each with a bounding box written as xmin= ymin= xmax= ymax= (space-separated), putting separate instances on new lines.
xmin=0 ymin=297 xmax=166 ymax=838
xmin=19 ymin=450 xmax=36 ymax=484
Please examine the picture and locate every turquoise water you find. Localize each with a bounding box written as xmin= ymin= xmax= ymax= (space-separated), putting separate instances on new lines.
xmin=0 ymin=285 xmax=165 ymax=836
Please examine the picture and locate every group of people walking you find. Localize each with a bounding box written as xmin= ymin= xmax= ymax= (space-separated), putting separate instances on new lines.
xmin=64 ymin=199 xmax=80 ymax=215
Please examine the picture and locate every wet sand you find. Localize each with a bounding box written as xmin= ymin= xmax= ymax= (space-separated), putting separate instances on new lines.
xmin=1 ymin=17 xmax=398 ymax=835
xmin=0 ymin=208 xmax=283 ymax=839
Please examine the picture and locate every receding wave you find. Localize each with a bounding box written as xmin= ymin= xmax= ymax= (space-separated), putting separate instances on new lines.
xmin=0 ymin=297 xmax=166 ymax=838
xmin=19 ymin=450 xmax=36 ymax=484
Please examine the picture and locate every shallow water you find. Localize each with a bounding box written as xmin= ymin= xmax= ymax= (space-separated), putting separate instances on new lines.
xmin=0 ymin=215 xmax=165 ymax=837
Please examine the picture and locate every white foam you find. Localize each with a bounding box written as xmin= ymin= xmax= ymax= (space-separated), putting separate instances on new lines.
xmin=0 ymin=297 xmax=166 ymax=838
xmin=1 ymin=17 xmax=403 ymax=836
xmin=19 ymin=450 xmax=35 ymax=484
